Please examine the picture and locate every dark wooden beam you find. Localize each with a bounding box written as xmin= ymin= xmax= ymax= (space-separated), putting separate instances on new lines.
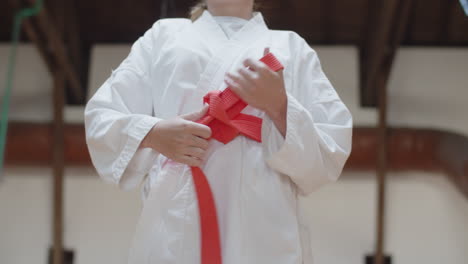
xmin=7 ymin=0 xmax=55 ymax=72
xmin=402 ymin=0 xmax=417 ymax=44
xmin=437 ymin=0 xmax=458 ymax=44
xmin=22 ymin=0 xmax=84 ymax=103
xmin=22 ymin=19 xmax=55 ymax=71
xmin=359 ymin=0 xmax=379 ymax=105
xmin=49 ymin=0 xmax=85 ymax=104
xmin=64 ymin=0 xmax=84 ymax=89
xmin=360 ymin=0 xmax=414 ymax=107
xmin=5 ymin=123 xmax=88 ymax=166
xmin=319 ymin=0 xmax=334 ymax=44
xmin=4 ymin=124 xmax=468 ymax=199
xmin=360 ymin=0 xmax=398 ymax=107
xmin=4 ymin=0 xmax=468 ymax=46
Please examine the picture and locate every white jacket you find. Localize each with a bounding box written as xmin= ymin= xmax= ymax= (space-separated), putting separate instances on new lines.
xmin=85 ymin=10 xmax=353 ymax=264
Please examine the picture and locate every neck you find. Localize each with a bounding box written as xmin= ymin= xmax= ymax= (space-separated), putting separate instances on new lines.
xmin=207 ymin=3 xmax=253 ymax=20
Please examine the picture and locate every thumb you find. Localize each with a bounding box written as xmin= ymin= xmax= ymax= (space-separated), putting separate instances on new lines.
xmin=180 ymin=105 xmax=209 ymax=121
xmin=278 ymin=68 xmax=284 ymax=78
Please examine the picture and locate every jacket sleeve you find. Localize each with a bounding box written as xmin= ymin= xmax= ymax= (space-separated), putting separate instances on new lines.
xmin=262 ymin=37 xmax=353 ymax=195
xmin=84 ymin=21 xmax=163 ymax=190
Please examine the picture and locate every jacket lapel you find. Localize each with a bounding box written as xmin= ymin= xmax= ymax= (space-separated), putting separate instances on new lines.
xmin=192 ymin=11 xmax=271 ymax=96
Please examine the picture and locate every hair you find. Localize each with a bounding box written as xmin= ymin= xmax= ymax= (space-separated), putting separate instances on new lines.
xmin=190 ymin=1 xmax=208 ymax=21
xmin=190 ymin=1 xmax=260 ymax=22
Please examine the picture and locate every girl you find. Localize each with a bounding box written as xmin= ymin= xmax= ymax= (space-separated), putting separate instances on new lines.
xmin=85 ymin=0 xmax=353 ymax=263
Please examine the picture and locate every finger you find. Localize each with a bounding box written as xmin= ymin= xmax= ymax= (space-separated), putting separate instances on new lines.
xmin=277 ymin=68 xmax=284 ymax=78
xmin=243 ymin=58 xmax=269 ymax=73
xmin=178 ymin=155 xmax=202 ymax=167
xmin=190 ymin=135 xmax=210 ymax=150
xmin=184 ymin=146 xmax=205 ymax=159
xmin=225 ymin=78 xmax=247 ymax=98
xmin=264 ymin=47 xmax=270 ymax=56
xmin=226 ymin=72 xmax=250 ymax=88
xmin=188 ymin=122 xmax=212 ymax=139
xmin=180 ymin=105 xmax=209 ymax=121
xmin=225 ymin=75 xmax=243 ymax=91
xmin=238 ymin=67 xmax=258 ymax=84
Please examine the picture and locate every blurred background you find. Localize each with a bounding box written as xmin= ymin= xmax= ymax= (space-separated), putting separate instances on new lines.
xmin=1 ymin=0 xmax=468 ymax=264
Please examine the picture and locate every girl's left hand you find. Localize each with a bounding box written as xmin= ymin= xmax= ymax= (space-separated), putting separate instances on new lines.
xmin=224 ymin=48 xmax=287 ymax=120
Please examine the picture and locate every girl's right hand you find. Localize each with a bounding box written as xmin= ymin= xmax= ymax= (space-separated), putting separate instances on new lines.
xmin=140 ymin=106 xmax=211 ymax=167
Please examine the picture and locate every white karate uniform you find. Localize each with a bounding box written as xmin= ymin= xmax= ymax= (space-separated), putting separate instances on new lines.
xmin=85 ymin=10 xmax=353 ymax=264
xmin=212 ymin=16 xmax=248 ymax=38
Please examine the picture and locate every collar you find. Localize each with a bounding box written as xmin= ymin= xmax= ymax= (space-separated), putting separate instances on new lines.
xmin=193 ymin=10 xmax=269 ymax=45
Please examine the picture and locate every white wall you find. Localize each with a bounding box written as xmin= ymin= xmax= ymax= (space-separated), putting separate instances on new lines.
xmin=0 ymin=44 xmax=467 ymax=264
xmin=0 ymin=45 xmax=52 ymax=122
xmin=305 ymin=47 xmax=468 ymax=264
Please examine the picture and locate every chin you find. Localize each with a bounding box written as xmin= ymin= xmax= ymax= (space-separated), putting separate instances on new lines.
xmin=208 ymin=0 xmax=253 ymax=7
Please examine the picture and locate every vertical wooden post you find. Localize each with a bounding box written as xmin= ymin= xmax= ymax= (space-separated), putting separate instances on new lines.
xmin=14 ymin=1 xmax=83 ymax=261
xmin=52 ymin=70 xmax=65 ymax=264
xmin=375 ymin=72 xmax=388 ymax=264
xmin=360 ymin=0 xmax=414 ymax=262
xmin=52 ymin=2 xmax=66 ymax=263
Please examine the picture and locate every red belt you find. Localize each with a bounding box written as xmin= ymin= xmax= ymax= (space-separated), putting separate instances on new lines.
xmin=192 ymin=53 xmax=284 ymax=264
